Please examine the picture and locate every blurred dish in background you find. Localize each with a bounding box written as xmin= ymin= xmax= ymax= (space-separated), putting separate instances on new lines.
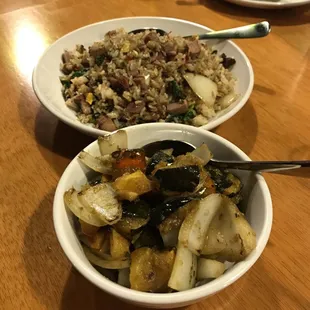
xmin=225 ymin=0 xmax=310 ymax=9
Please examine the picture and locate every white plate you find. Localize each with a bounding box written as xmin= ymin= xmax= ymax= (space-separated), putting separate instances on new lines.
xmin=33 ymin=17 xmax=254 ymax=136
xmin=225 ymin=0 xmax=310 ymax=9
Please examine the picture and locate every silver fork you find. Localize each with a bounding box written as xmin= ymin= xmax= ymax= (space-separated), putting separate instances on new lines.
xmin=129 ymin=21 xmax=271 ymax=40
xmin=142 ymin=140 xmax=310 ymax=178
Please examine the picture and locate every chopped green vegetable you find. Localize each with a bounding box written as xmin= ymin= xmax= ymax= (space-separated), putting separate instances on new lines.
xmin=166 ymin=105 xmax=196 ymax=124
xmin=167 ymin=80 xmax=185 ymax=101
xmin=95 ymin=55 xmax=105 ymax=66
xmin=60 ymin=79 xmax=71 ymax=88
xmin=88 ymin=117 xmax=97 ymax=124
xmin=71 ymin=69 xmax=87 ymax=78
xmin=183 ymin=105 xmax=196 ymax=122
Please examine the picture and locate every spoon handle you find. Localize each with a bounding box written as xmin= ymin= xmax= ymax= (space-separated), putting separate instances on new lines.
xmin=186 ymin=21 xmax=271 ymax=40
xmin=210 ymin=160 xmax=310 ymax=177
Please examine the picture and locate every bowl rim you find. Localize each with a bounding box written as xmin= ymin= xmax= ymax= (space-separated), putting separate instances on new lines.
xmin=225 ymin=0 xmax=310 ymax=9
xmin=53 ymin=123 xmax=272 ymax=306
xmin=32 ymin=16 xmax=254 ymax=136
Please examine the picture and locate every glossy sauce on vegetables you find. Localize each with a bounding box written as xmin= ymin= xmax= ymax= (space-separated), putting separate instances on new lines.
xmin=64 ymin=133 xmax=256 ymax=293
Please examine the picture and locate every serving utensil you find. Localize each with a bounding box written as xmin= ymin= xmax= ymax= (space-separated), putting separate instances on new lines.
xmin=142 ymin=140 xmax=310 ymax=177
xmin=129 ymin=21 xmax=271 ymax=40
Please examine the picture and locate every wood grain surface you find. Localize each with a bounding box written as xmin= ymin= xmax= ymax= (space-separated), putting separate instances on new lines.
xmin=0 ymin=0 xmax=310 ymax=309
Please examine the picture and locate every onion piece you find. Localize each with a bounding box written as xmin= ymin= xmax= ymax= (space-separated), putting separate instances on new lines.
xmin=168 ymin=243 xmax=197 ymax=291
xmin=183 ymin=73 xmax=218 ymax=106
xmin=83 ymin=246 xmax=130 ymax=269
xmin=78 ymin=151 xmax=112 ymax=174
xmin=217 ymin=92 xmax=238 ymax=109
xmin=191 ymin=143 xmax=213 ymax=165
xmin=118 ymin=268 xmax=130 ymax=287
xmin=89 ymin=250 xmax=117 ymax=261
xmin=78 ymin=183 xmax=122 ymax=225
xmin=197 ymin=258 xmax=225 ymax=280
xmin=98 ymin=130 xmax=128 ymax=156
xmin=64 ymin=188 xmax=106 ymax=227
xmin=202 ymin=196 xmax=256 ymax=262
xmin=178 ymin=194 xmax=223 ymax=255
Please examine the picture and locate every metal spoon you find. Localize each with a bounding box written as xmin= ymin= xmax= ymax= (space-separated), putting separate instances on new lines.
xmin=142 ymin=140 xmax=310 ymax=178
xmin=129 ymin=21 xmax=270 ymax=40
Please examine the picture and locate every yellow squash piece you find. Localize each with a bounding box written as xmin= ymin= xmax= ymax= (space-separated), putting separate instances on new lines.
xmin=110 ymin=228 xmax=130 ymax=259
xmin=130 ymin=247 xmax=175 ymax=292
xmin=112 ymin=170 xmax=152 ymax=201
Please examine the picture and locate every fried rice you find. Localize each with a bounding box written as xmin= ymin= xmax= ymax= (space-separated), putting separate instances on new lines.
xmin=60 ymin=28 xmax=237 ymax=131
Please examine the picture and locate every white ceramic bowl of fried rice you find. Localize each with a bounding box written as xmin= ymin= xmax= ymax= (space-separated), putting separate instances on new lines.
xmin=53 ymin=123 xmax=272 ymax=308
xmin=33 ymin=17 xmax=254 ymax=136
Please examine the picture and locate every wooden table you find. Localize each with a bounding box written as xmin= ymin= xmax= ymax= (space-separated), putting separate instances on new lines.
xmin=1 ymin=0 xmax=310 ymax=309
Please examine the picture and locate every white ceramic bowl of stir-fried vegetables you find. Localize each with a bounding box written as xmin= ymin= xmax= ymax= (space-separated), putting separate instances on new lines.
xmin=53 ymin=123 xmax=272 ymax=308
